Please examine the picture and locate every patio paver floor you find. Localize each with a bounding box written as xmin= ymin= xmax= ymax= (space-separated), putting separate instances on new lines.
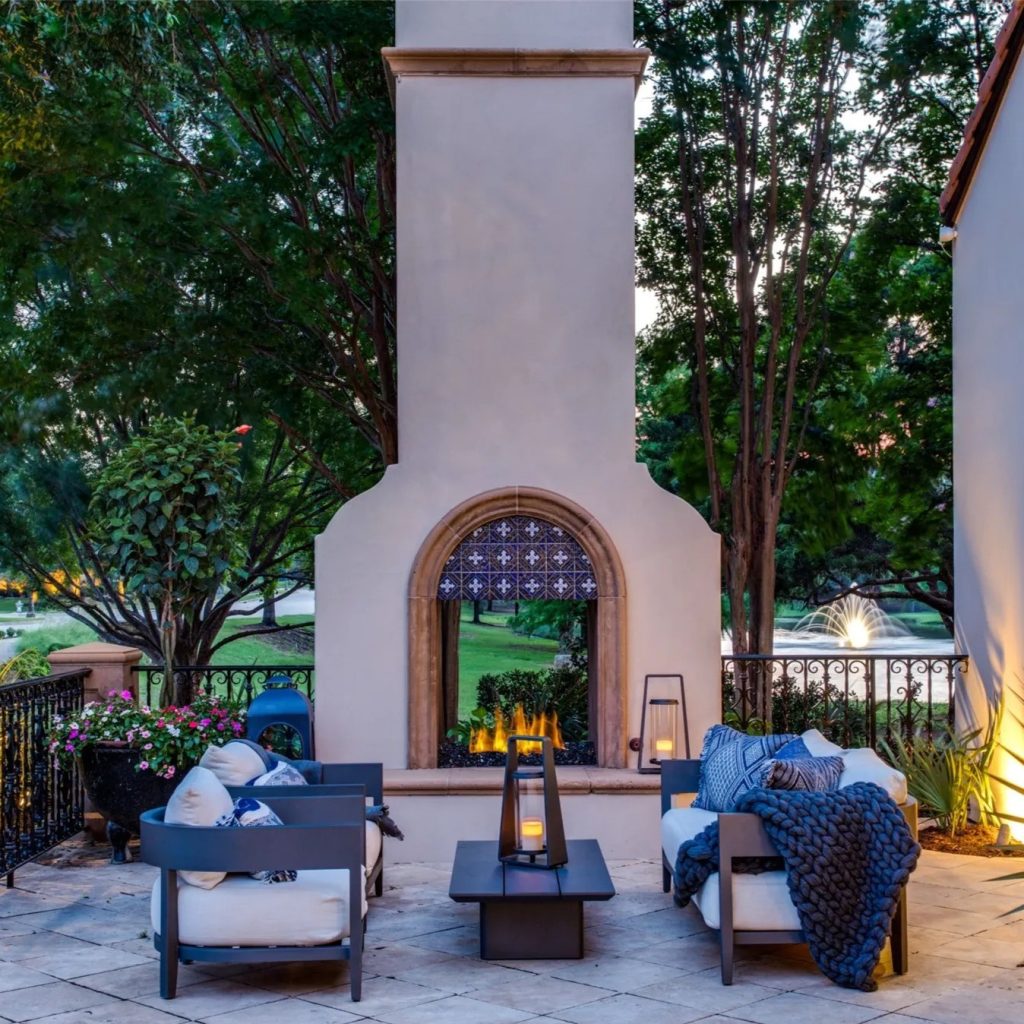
xmin=0 ymin=849 xmax=1021 ymax=1023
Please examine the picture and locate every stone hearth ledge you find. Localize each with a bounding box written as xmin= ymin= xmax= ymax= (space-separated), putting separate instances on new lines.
xmin=384 ymin=766 xmax=661 ymax=796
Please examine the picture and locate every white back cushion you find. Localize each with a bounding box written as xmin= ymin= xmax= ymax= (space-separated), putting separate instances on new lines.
xmin=200 ymin=741 xmax=268 ymax=786
xmin=839 ymin=746 xmax=907 ymax=803
xmin=802 ymin=729 xmax=907 ymax=802
xmin=801 ymin=728 xmax=843 ymax=757
xmin=164 ymin=766 xmax=234 ymax=889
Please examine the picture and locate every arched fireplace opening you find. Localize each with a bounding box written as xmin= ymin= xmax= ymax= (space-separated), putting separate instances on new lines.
xmin=408 ymin=487 xmax=627 ymax=769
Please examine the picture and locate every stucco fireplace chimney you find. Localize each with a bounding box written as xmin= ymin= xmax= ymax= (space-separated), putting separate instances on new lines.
xmin=314 ymin=0 xmax=720 ymax=769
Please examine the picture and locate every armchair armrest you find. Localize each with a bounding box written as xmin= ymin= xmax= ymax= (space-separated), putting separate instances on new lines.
xmin=660 ymin=759 xmax=701 ymax=816
xmin=320 ymin=763 xmax=384 ymax=805
xmin=140 ymin=794 xmax=366 ymax=873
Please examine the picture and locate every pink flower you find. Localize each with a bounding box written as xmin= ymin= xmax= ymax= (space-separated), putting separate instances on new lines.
xmin=234 ymin=424 xmax=253 ymax=435
xmin=69 ymin=729 xmax=79 ymax=740
xmin=139 ymin=761 xmax=149 ymax=771
xmin=189 ymin=721 xmax=199 ymax=729
xmin=120 ymin=690 xmax=133 ymax=700
xmin=216 ymin=723 xmax=225 ymax=731
xmin=144 ymin=743 xmax=153 ymax=750
xmin=65 ymin=743 xmax=74 ymax=752
xmin=200 ymin=718 xmax=210 ymax=727
xmin=165 ymin=766 xmax=175 ymax=778
xmin=141 ymin=730 xmax=151 ymax=739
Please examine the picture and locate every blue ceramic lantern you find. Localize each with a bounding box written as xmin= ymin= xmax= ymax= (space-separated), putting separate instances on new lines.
xmin=245 ymin=677 xmax=315 ymax=759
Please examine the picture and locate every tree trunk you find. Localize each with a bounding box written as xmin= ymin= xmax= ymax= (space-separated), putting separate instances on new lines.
xmin=440 ymin=600 xmax=461 ymax=734
xmin=261 ymin=589 xmax=277 ymax=628
xmin=472 ymin=600 xmax=482 ymax=625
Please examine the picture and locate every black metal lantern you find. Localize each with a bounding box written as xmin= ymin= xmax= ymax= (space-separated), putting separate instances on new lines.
xmin=498 ymin=735 xmax=568 ymax=869
xmin=637 ymin=674 xmax=689 ymax=773
xmin=246 ymin=676 xmax=315 ymax=759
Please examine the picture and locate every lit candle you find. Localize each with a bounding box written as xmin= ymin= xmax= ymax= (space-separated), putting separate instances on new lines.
xmin=655 ymin=737 xmax=674 ymax=758
xmin=520 ymin=817 xmax=545 ymax=851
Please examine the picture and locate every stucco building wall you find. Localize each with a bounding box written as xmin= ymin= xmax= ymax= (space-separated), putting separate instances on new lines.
xmin=953 ymin=50 xmax=1024 ymax=818
xmin=314 ymin=0 xmax=720 ymax=767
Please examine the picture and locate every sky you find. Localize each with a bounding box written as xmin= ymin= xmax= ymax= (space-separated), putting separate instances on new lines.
xmin=634 ymin=72 xmax=659 ymax=334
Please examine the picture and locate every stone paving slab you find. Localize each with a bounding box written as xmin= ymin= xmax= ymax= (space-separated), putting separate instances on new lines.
xmin=0 ymin=849 xmax=1021 ymax=1023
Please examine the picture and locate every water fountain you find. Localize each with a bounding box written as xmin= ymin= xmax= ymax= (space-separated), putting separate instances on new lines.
xmin=792 ymin=593 xmax=911 ymax=649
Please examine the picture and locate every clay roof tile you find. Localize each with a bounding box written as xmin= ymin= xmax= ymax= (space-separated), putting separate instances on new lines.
xmin=941 ymin=0 xmax=1024 ymax=225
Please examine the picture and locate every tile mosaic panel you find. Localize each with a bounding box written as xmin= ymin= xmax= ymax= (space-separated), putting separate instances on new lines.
xmin=437 ymin=516 xmax=598 ymax=601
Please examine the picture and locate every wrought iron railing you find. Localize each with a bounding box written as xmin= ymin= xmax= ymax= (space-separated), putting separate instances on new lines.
xmin=1 ymin=669 xmax=86 ymax=886
xmin=131 ymin=665 xmax=315 ymax=708
xmin=722 ymin=654 xmax=967 ymax=748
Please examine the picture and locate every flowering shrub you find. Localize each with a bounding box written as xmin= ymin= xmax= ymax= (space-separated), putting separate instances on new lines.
xmin=48 ymin=690 xmax=244 ymax=779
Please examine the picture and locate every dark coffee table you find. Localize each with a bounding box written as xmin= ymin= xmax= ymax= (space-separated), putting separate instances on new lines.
xmin=449 ymin=839 xmax=615 ymax=959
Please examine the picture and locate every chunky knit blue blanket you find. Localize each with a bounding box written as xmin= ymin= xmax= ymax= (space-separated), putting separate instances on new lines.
xmin=673 ymin=782 xmax=920 ymax=990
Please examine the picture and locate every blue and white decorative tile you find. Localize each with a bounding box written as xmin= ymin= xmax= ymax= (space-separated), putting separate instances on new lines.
xmin=437 ymin=515 xmax=597 ymax=601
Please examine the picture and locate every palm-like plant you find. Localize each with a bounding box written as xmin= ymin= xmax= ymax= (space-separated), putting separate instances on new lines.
xmin=880 ymin=719 xmax=999 ymax=837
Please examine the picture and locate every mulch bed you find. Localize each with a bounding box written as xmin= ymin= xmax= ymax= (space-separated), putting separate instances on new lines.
xmin=918 ymin=822 xmax=1024 ymax=858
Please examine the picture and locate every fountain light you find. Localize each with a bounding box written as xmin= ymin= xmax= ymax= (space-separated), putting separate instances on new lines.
xmin=842 ymin=613 xmax=872 ymax=649
xmin=793 ymin=593 xmax=911 ymax=650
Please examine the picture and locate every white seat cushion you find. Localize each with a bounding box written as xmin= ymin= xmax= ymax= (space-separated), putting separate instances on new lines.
xmin=151 ymin=869 xmax=367 ymax=947
xmin=661 ymin=807 xmax=718 ymax=864
xmin=365 ymin=821 xmax=382 ymax=877
xmin=663 ymin=807 xmax=800 ymax=932
xmin=694 ymin=870 xmax=802 ymax=931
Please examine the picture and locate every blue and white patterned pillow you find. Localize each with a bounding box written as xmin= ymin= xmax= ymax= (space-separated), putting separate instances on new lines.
xmin=693 ymin=727 xmax=796 ymax=812
xmin=216 ymin=797 xmax=296 ymax=883
xmin=247 ymin=761 xmax=309 ymax=787
xmin=762 ymin=755 xmax=844 ymax=792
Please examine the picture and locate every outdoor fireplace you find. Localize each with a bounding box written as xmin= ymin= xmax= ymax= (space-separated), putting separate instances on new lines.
xmin=311 ymin=0 xmax=721 ymax=771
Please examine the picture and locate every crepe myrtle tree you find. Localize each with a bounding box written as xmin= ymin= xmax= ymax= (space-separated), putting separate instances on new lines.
xmin=90 ymin=418 xmax=246 ymax=706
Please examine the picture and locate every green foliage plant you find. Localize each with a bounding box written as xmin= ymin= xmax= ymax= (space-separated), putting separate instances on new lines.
xmin=880 ymin=722 xmax=998 ymax=837
xmin=0 ymin=649 xmax=52 ymax=684
xmin=474 ymin=667 xmax=589 ymax=743
xmin=91 ymin=418 xmax=242 ymax=706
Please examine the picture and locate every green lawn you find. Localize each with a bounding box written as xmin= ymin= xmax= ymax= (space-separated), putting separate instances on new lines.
xmin=456 ymin=607 xmax=559 ymax=719
xmin=15 ymin=613 xmax=314 ymax=666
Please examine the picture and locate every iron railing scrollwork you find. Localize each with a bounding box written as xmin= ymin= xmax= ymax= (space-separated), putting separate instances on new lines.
xmin=722 ymin=654 xmax=967 ymax=749
xmin=131 ymin=665 xmax=315 ymax=708
xmin=0 ymin=670 xmax=86 ymax=885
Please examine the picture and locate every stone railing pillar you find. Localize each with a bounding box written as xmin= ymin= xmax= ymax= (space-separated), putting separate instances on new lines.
xmin=47 ymin=642 xmax=143 ymax=705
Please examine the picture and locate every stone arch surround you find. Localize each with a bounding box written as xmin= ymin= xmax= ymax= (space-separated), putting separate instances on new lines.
xmin=408 ymin=486 xmax=627 ymax=769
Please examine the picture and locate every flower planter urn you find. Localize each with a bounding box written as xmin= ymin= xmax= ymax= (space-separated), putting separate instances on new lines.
xmin=79 ymin=745 xmax=180 ymax=863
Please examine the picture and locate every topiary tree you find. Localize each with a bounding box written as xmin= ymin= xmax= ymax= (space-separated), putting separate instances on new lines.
xmin=91 ymin=418 xmax=243 ymax=706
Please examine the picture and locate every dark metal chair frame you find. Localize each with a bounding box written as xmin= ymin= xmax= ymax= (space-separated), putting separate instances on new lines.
xmin=660 ymin=759 xmax=914 ymax=984
xmin=141 ymin=793 xmax=365 ymax=1001
xmin=229 ymin=761 xmax=386 ymax=897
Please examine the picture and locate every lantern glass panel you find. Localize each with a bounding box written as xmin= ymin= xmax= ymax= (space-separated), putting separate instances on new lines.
xmin=646 ymin=698 xmax=679 ymax=767
xmin=515 ymin=772 xmax=546 ymax=853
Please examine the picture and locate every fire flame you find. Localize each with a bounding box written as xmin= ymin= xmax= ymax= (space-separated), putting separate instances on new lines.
xmin=469 ymin=705 xmax=564 ymax=754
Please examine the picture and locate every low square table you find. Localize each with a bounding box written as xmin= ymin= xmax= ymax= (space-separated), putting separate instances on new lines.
xmin=449 ymin=839 xmax=615 ymax=959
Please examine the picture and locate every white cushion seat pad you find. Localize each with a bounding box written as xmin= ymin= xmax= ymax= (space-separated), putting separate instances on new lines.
xmin=694 ymin=870 xmax=801 ymax=931
xmin=151 ymin=869 xmax=368 ymax=947
xmin=365 ymin=821 xmax=382 ymax=877
xmin=662 ymin=806 xmax=800 ymax=932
